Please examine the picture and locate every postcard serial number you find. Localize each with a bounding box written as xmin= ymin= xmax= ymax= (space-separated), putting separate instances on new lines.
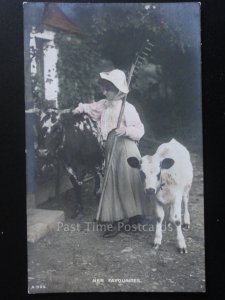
xmin=92 ymin=278 xmax=141 ymax=283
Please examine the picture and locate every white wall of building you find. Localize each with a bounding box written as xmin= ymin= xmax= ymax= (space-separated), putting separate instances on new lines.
xmin=43 ymin=39 xmax=59 ymax=105
xmin=30 ymin=28 xmax=59 ymax=108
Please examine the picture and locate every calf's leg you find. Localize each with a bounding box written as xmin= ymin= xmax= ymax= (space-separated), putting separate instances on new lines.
xmin=153 ymin=201 xmax=165 ymax=249
xmin=182 ymin=187 xmax=191 ymax=229
xmin=93 ymin=171 xmax=102 ymax=204
xmin=170 ymin=197 xmax=187 ymax=253
xmin=69 ymin=175 xmax=83 ymax=218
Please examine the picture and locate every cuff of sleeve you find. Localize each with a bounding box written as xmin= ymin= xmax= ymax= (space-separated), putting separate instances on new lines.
xmin=125 ymin=126 xmax=145 ymax=141
xmin=125 ymin=126 xmax=137 ymax=141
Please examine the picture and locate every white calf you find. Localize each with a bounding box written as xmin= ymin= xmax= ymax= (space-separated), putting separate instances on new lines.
xmin=127 ymin=138 xmax=193 ymax=253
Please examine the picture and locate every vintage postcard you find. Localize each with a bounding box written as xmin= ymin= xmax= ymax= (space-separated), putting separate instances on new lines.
xmin=24 ymin=2 xmax=204 ymax=293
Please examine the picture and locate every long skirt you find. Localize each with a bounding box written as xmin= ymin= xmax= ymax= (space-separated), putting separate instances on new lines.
xmin=98 ymin=134 xmax=147 ymax=222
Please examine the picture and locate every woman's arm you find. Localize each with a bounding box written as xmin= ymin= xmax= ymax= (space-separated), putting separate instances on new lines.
xmin=73 ymin=99 xmax=106 ymax=122
xmin=124 ymin=103 xmax=145 ymax=141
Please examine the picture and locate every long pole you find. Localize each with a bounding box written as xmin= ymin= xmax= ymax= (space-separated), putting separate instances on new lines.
xmin=96 ymin=63 xmax=136 ymax=221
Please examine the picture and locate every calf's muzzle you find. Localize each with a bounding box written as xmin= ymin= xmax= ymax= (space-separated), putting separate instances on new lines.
xmin=146 ymin=188 xmax=156 ymax=195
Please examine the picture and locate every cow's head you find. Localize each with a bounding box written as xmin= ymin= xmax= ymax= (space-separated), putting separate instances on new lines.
xmin=127 ymin=155 xmax=174 ymax=195
xmin=40 ymin=110 xmax=63 ymax=154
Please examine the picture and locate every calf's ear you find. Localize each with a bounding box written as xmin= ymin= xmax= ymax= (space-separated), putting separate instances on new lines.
xmin=161 ymin=158 xmax=175 ymax=169
xmin=127 ymin=157 xmax=141 ymax=169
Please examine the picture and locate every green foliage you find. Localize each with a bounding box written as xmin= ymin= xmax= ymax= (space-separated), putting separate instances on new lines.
xmin=31 ymin=73 xmax=45 ymax=108
xmin=55 ymin=32 xmax=105 ymax=108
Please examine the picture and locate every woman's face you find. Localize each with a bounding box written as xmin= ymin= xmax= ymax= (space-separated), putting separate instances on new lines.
xmin=100 ymin=79 xmax=119 ymax=101
xmin=103 ymin=88 xmax=118 ymax=101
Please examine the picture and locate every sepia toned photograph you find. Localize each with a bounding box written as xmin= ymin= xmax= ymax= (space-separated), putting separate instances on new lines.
xmin=24 ymin=2 xmax=204 ymax=293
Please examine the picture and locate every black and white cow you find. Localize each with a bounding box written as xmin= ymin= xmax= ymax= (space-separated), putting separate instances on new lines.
xmin=37 ymin=108 xmax=104 ymax=217
xmin=127 ymin=138 xmax=193 ymax=253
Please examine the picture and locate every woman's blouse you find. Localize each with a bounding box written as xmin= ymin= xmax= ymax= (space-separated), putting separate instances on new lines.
xmin=76 ymin=99 xmax=144 ymax=141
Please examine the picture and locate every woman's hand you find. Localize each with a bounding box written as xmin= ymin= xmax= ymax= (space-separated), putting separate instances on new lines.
xmin=59 ymin=109 xmax=72 ymax=115
xmin=72 ymin=107 xmax=80 ymax=114
xmin=107 ymin=128 xmax=126 ymax=140
xmin=110 ymin=128 xmax=126 ymax=137
xmin=115 ymin=128 xmax=126 ymax=136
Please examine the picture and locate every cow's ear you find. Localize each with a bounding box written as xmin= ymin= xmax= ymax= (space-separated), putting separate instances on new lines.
xmin=127 ymin=157 xmax=141 ymax=169
xmin=161 ymin=158 xmax=174 ymax=169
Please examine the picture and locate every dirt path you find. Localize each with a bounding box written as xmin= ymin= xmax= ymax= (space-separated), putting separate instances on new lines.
xmin=28 ymin=153 xmax=205 ymax=293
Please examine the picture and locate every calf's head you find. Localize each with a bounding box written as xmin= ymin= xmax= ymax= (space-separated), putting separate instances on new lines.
xmin=127 ymin=156 xmax=174 ymax=195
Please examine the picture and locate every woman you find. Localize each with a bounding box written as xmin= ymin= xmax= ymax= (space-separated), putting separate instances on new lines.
xmin=73 ymin=69 xmax=146 ymax=237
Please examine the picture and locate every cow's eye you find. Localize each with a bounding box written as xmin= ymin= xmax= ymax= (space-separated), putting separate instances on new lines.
xmin=157 ymin=172 xmax=160 ymax=181
xmin=140 ymin=170 xmax=146 ymax=182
